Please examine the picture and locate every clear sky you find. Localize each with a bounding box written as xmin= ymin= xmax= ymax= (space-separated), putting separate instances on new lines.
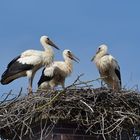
xmin=0 ymin=0 xmax=140 ymax=95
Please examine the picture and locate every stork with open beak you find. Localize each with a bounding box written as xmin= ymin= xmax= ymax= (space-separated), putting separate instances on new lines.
xmin=91 ymin=44 xmax=121 ymax=90
xmin=38 ymin=49 xmax=79 ymax=90
xmin=1 ymin=36 xmax=60 ymax=94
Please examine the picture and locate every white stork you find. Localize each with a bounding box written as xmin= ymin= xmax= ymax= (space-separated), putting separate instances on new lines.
xmin=38 ymin=49 xmax=79 ymax=90
xmin=1 ymin=36 xmax=60 ymax=94
xmin=91 ymin=44 xmax=121 ymax=90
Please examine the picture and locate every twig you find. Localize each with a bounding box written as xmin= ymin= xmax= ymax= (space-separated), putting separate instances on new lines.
xmin=80 ymin=100 xmax=94 ymax=113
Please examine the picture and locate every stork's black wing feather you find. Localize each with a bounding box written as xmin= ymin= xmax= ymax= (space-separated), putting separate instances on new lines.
xmin=38 ymin=68 xmax=54 ymax=87
xmin=7 ymin=55 xmax=21 ymax=68
xmin=115 ymin=67 xmax=121 ymax=86
xmin=1 ymin=55 xmax=34 ymax=84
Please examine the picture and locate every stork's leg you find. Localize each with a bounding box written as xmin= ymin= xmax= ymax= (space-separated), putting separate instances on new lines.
xmin=27 ymin=71 xmax=35 ymax=95
xmin=28 ymin=77 xmax=33 ymax=95
xmin=112 ymin=77 xmax=116 ymax=91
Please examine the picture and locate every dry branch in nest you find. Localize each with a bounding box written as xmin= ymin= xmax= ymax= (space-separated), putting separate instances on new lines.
xmin=0 ymin=76 xmax=140 ymax=139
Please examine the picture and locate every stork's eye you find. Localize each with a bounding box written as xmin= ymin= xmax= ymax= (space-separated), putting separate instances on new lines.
xmin=67 ymin=51 xmax=71 ymax=54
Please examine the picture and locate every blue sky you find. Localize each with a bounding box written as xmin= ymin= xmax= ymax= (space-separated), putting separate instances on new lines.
xmin=0 ymin=0 xmax=140 ymax=95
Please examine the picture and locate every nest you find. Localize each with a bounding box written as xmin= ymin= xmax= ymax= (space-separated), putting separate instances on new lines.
xmin=0 ymin=77 xmax=140 ymax=139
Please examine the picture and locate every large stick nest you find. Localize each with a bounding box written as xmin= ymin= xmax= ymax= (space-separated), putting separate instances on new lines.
xmin=0 ymin=78 xmax=140 ymax=139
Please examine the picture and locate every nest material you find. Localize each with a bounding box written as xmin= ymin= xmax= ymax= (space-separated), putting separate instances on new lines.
xmin=0 ymin=80 xmax=140 ymax=139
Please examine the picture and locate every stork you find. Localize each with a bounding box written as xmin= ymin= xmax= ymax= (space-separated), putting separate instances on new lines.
xmin=1 ymin=36 xmax=60 ymax=94
xmin=91 ymin=44 xmax=121 ymax=90
xmin=38 ymin=49 xmax=79 ymax=90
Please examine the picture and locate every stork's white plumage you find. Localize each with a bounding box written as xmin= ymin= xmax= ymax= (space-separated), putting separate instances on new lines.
xmin=1 ymin=36 xmax=60 ymax=94
xmin=38 ymin=49 xmax=79 ymax=90
xmin=91 ymin=44 xmax=121 ymax=90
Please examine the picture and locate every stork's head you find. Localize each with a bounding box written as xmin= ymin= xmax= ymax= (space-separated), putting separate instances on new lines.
xmin=91 ymin=44 xmax=108 ymax=61
xmin=40 ymin=36 xmax=60 ymax=50
xmin=63 ymin=49 xmax=80 ymax=63
xmin=97 ymin=44 xmax=108 ymax=54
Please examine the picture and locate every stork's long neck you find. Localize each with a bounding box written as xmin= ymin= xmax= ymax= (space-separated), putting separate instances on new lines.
xmin=41 ymin=42 xmax=54 ymax=65
xmin=42 ymin=41 xmax=53 ymax=53
xmin=64 ymin=58 xmax=73 ymax=74
xmin=94 ymin=51 xmax=107 ymax=63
